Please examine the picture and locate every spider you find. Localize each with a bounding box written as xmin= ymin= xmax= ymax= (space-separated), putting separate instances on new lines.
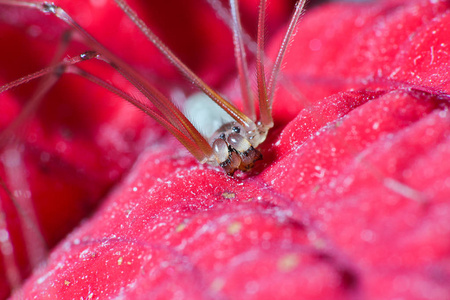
xmin=0 ymin=1 xmax=306 ymax=295
xmin=0 ymin=0 xmax=306 ymax=176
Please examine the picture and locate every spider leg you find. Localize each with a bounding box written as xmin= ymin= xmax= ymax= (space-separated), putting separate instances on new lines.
xmin=255 ymin=0 xmax=271 ymax=129
xmin=267 ymin=0 xmax=307 ymax=115
xmin=230 ymin=0 xmax=255 ymax=120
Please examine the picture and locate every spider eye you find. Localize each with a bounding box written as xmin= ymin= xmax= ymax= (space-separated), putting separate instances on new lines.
xmin=219 ymin=133 xmax=226 ymax=140
xmin=232 ymin=126 xmax=241 ymax=133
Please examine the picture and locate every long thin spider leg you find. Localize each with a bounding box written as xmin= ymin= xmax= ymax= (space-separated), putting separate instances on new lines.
xmin=0 ymin=149 xmax=48 ymax=270
xmin=230 ymin=0 xmax=255 ymax=120
xmin=206 ymin=0 xmax=257 ymax=55
xmin=256 ymin=0 xmax=272 ymax=128
xmin=267 ymin=0 xmax=306 ymax=108
xmin=0 ymin=0 xmax=213 ymax=160
xmin=0 ymin=51 xmax=94 ymax=94
xmin=0 ymin=181 xmax=21 ymax=291
xmin=0 ymin=0 xmax=36 ymax=9
xmin=113 ymin=0 xmax=257 ymax=132
xmin=0 ymin=64 xmax=60 ymax=94
xmin=69 ymin=66 xmax=210 ymax=162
